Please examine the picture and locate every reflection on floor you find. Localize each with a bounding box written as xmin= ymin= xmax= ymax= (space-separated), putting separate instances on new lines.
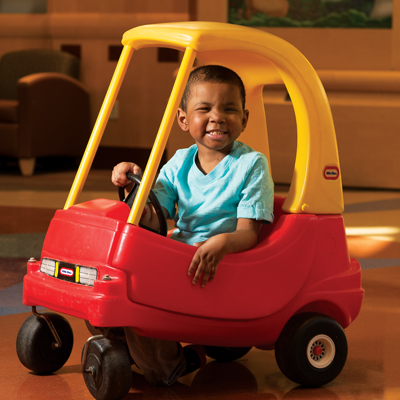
xmin=0 ymin=168 xmax=399 ymax=399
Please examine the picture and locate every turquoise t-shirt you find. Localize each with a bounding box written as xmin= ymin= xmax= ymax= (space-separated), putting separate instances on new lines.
xmin=153 ymin=141 xmax=274 ymax=245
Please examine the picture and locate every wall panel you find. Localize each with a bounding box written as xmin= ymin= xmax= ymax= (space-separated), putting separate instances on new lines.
xmin=0 ymin=5 xmax=189 ymax=154
xmin=48 ymin=0 xmax=188 ymax=14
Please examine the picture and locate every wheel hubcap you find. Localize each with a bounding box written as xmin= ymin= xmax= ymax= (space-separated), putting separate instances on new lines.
xmin=85 ymin=354 xmax=103 ymax=389
xmin=307 ymin=334 xmax=335 ymax=369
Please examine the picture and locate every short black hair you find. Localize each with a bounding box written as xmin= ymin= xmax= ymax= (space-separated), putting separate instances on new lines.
xmin=180 ymin=65 xmax=246 ymax=112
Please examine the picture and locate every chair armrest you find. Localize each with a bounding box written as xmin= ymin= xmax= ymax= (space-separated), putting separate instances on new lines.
xmin=17 ymin=72 xmax=91 ymax=158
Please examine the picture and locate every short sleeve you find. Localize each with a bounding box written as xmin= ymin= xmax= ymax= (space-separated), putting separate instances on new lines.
xmin=237 ymin=155 xmax=274 ymax=223
xmin=153 ymin=165 xmax=178 ymax=220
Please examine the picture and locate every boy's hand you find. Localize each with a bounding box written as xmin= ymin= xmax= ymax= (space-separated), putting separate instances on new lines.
xmin=187 ymin=219 xmax=261 ymax=288
xmin=188 ymin=234 xmax=229 ymax=288
xmin=111 ymin=162 xmax=142 ymax=197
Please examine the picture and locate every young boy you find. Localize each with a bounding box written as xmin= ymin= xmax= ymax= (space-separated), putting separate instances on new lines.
xmin=112 ymin=65 xmax=274 ymax=287
xmin=111 ymin=65 xmax=274 ymax=385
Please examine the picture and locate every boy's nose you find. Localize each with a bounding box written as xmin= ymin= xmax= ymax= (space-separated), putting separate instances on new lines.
xmin=209 ymin=111 xmax=225 ymax=123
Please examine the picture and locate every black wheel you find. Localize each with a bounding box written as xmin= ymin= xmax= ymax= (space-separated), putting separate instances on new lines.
xmin=203 ymin=346 xmax=252 ymax=362
xmin=16 ymin=312 xmax=74 ymax=374
xmin=82 ymin=337 xmax=132 ymax=400
xmin=275 ymin=313 xmax=348 ymax=387
xmin=118 ymin=172 xmax=167 ymax=236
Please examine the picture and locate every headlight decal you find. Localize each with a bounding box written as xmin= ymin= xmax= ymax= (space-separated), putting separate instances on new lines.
xmin=39 ymin=258 xmax=98 ymax=287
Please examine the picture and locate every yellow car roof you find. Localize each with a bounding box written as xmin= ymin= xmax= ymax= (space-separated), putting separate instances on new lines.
xmin=124 ymin=22 xmax=343 ymax=215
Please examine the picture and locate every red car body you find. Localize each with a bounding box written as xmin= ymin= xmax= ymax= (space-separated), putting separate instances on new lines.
xmin=23 ymin=195 xmax=363 ymax=349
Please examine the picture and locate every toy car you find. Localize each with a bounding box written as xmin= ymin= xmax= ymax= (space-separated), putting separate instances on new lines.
xmin=16 ymin=22 xmax=364 ymax=400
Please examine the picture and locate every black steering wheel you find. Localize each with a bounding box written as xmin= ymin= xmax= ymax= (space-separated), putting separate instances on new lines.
xmin=118 ymin=173 xmax=168 ymax=236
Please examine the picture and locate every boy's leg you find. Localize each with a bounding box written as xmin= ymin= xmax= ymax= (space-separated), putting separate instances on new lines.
xmin=124 ymin=327 xmax=186 ymax=387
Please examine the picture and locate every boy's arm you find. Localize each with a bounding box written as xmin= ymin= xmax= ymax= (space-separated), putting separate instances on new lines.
xmin=112 ymin=161 xmax=170 ymax=229
xmin=140 ymin=203 xmax=170 ymax=231
xmin=188 ymin=218 xmax=261 ymax=288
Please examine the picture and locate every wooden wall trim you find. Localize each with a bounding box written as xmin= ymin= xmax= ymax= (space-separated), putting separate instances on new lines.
xmin=49 ymin=13 xmax=189 ymax=39
xmin=0 ymin=15 xmax=48 ymax=38
xmin=92 ymin=146 xmax=167 ymax=170
xmin=0 ymin=13 xmax=189 ymax=40
xmin=259 ymin=27 xmax=392 ymax=71
xmin=317 ymin=70 xmax=400 ymax=92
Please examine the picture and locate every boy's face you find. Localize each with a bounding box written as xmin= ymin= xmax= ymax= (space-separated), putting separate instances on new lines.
xmin=177 ymin=82 xmax=249 ymax=156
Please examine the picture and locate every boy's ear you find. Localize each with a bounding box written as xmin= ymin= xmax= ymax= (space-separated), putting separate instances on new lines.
xmin=177 ymin=108 xmax=189 ymax=131
xmin=242 ymin=109 xmax=249 ymax=131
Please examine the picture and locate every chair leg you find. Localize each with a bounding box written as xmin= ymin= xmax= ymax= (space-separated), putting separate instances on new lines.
xmin=18 ymin=158 xmax=36 ymax=176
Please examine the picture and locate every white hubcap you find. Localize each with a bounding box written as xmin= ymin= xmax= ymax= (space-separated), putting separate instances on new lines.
xmin=307 ymin=334 xmax=335 ymax=369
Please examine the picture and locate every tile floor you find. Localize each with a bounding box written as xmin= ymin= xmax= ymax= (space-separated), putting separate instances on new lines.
xmin=0 ymin=166 xmax=399 ymax=399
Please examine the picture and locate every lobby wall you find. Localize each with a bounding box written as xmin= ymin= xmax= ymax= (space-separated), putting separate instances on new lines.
xmin=1 ymin=0 xmax=399 ymax=188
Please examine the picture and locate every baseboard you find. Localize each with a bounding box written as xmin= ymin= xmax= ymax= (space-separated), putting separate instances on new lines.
xmin=92 ymin=146 xmax=167 ymax=170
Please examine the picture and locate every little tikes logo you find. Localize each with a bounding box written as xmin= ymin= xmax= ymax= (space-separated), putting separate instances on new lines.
xmin=60 ymin=267 xmax=74 ymax=277
xmin=324 ymin=166 xmax=339 ymax=180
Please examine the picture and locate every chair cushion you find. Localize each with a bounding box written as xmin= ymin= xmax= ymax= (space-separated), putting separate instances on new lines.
xmin=0 ymin=100 xmax=18 ymax=122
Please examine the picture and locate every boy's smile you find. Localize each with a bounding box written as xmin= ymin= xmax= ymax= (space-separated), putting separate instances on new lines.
xmin=177 ymin=82 xmax=249 ymax=158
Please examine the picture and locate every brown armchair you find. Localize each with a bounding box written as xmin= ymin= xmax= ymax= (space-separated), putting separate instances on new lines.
xmin=0 ymin=49 xmax=91 ymax=175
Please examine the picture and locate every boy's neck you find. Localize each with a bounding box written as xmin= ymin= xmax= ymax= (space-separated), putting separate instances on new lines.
xmin=195 ymin=142 xmax=235 ymax=175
